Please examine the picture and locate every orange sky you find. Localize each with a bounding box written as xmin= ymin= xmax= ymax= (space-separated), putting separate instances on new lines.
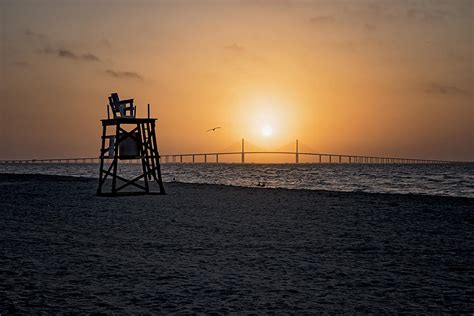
xmin=1 ymin=0 xmax=473 ymax=161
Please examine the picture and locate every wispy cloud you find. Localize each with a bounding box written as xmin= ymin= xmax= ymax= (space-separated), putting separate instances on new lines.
xmin=425 ymin=82 xmax=469 ymax=96
xmin=406 ymin=8 xmax=449 ymax=23
xmin=105 ymin=69 xmax=144 ymax=81
xmin=365 ymin=23 xmax=376 ymax=32
xmin=100 ymin=38 xmax=112 ymax=49
xmin=309 ymin=15 xmax=335 ymax=24
xmin=41 ymin=47 xmax=100 ymax=62
xmin=224 ymin=43 xmax=245 ymax=53
xmin=222 ymin=43 xmax=265 ymax=65
xmin=81 ymin=53 xmax=100 ymax=61
xmin=221 ymin=43 xmax=266 ymax=78
xmin=11 ymin=61 xmax=30 ymax=67
xmin=27 ymin=29 xmax=101 ymax=63
xmin=25 ymin=29 xmax=47 ymax=40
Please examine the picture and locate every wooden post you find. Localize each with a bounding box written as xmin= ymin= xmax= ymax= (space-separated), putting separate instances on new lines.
xmin=137 ymin=123 xmax=150 ymax=192
xmin=204 ymin=154 xmax=207 ymax=163
xmin=148 ymin=120 xmax=166 ymax=194
xmin=192 ymin=155 xmax=195 ymax=164
xmin=142 ymin=122 xmax=153 ymax=180
xmin=111 ymin=124 xmax=120 ymax=194
xmin=147 ymin=104 xmax=150 ymax=119
xmin=216 ymin=154 xmax=219 ymax=163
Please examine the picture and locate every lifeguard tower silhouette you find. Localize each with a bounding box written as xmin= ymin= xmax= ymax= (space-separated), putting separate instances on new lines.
xmin=97 ymin=93 xmax=166 ymax=196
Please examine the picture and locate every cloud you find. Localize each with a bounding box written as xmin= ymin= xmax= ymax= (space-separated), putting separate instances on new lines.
xmin=57 ymin=49 xmax=76 ymax=58
xmin=422 ymin=10 xmax=448 ymax=22
xmin=238 ymin=0 xmax=295 ymax=7
xmin=81 ymin=53 xmax=100 ymax=61
xmin=406 ymin=9 xmax=418 ymax=19
xmin=224 ymin=43 xmax=245 ymax=53
xmin=425 ymin=83 xmax=469 ymax=96
xmin=406 ymin=8 xmax=448 ymax=23
xmin=309 ymin=15 xmax=335 ymax=24
xmin=11 ymin=61 xmax=30 ymax=67
xmin=367 ymin=2 xmax=383 ymax=14
xmin=221 ymin=43 xmax=266 ymax=78
xmin=41 ymin=47 xmax=100 ymax=62
xmin=105 ymin=69 xmax=144 ymax=81
xmin=365 ymin=23 xmax=376 ymax=32
xmin=27 ymin=29 xmax=100 ymax=62
xmin=222 ymin=43 xmax=265 ymax=65
xmin=100 ymin=38 xmax=112 ymax=49
xmin=27 ymin=30 xmax=100 ymax=62
xmin=25 ymin=29 xmax=47 ymax=40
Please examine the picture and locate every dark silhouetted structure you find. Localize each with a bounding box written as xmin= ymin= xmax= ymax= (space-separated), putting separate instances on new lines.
xmin=108 ymin=93 xmax=136 ymax=119
xmin=97 ymin=93 xmax=165 ymax=196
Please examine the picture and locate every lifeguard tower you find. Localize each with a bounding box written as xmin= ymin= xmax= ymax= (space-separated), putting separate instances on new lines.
xmin=97 ymin=93 xmax=166 ymax=196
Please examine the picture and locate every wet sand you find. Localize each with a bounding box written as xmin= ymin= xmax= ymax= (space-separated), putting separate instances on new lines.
xmin=0 ymin=173 xmax=472 ymax=313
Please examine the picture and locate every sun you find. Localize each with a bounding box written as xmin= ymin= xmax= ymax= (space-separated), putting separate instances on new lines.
xmin=261 ymin=125 xmax=273 ymax=137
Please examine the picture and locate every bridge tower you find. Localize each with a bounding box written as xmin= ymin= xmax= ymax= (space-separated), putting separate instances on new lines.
xmin=295 ymin=139 xmax=299 ymax=163
xmin=241 ymin=138 xmax=245 ymax=163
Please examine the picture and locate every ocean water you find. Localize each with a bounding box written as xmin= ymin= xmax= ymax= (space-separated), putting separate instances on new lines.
xmin=2 ymin=163 xmax=473 ymax=198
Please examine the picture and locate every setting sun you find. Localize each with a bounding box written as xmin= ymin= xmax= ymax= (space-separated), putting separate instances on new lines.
xmin=261 ymin=125 xmax=273 ymax=137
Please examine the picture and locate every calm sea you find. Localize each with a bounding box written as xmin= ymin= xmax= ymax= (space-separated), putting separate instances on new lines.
xmin=2 ymin=163 xmax=473 ymax=198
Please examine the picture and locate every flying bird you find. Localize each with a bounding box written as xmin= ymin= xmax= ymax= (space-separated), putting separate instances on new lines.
xmin=206 ymin=127 xmax=221 ymax=132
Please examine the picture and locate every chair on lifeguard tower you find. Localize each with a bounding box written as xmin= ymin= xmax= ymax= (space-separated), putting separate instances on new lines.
xmin=106 ymin=93 xmax=138 ymax=158
xmin=108 ymin=93 xmax=136 ymax=119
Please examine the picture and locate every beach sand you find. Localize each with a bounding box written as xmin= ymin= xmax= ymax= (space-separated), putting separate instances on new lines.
xmin=0 ymin=173 xmax=472 ymax=313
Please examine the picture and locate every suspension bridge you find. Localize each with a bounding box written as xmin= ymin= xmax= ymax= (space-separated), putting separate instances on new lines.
xmin=0 ymin=139 xmax=467 ymax=165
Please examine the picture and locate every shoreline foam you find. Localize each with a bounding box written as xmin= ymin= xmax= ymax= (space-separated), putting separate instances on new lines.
xmin=1 ymin=172 xmax=473 ymax=200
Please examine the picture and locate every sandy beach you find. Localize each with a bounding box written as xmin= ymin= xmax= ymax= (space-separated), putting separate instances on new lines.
xmin=0 ymin=173 xmax=472 ymax=313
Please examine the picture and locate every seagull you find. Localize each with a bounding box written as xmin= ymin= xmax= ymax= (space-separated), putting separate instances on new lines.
xmin=206 ymin=127 xmax=221 ymax=132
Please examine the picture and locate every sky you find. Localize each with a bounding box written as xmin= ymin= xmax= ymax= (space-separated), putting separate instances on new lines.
xmin=0 ymin=0 xmax=472 ymax=161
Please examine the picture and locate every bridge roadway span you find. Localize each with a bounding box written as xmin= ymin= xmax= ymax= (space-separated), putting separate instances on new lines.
xmin=0 ymin=151 xmax=463 ymax=165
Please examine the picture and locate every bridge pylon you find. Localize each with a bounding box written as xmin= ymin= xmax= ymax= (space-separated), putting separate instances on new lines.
xmin=242 ymin=138 xmax=245 ymax=163
xmin=296 ymin=139 xmax=299 ymax=163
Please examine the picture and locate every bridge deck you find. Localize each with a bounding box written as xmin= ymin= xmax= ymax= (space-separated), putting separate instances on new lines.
xmin=0 ymin=151 xmax=466 ymax=164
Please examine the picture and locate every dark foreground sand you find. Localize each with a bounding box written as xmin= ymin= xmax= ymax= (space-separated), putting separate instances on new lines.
xmin=0 ymin=173 xmax=472 ymax=313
